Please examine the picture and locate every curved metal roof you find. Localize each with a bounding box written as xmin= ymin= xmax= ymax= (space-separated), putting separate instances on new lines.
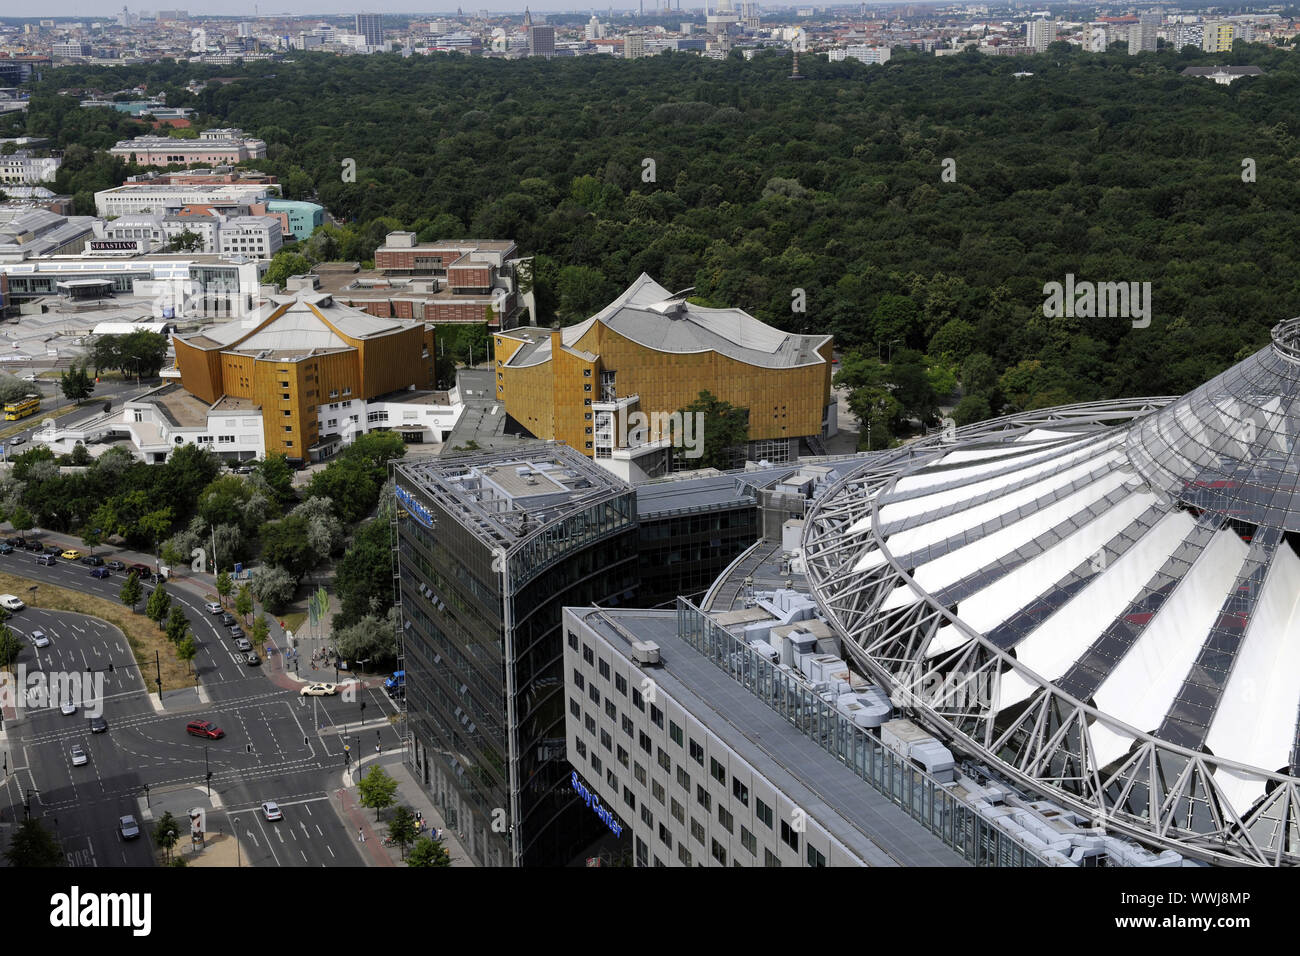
xmin=802 ymin=327 xmax=1300 ymax=865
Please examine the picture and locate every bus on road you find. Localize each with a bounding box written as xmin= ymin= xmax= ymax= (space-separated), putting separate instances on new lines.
xmin=3 ymin=394 xmax=39 ymax=421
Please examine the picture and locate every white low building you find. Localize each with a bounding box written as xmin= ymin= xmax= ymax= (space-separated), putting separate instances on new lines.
xmin=33 ymin=380 xmax=465 ymax=464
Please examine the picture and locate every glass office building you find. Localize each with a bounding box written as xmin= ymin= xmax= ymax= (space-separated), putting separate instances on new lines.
xmin=394 ymin=448 xmax=639 ymax=866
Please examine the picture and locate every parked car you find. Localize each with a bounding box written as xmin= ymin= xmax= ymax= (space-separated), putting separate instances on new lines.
xmin=4 ymin=537 xmax=22 ymax=547
xmin=119 ymin=815 xmax=140 ymax=840
xmin=244 ymin=652 xmax=260 ymax=667
xmin=90 ymin=567 xmax=111 ymax=579
xmin=205 ymin=601 xmax=223 ymax=614
xmin=186 ymin=720 xmax=224 ymax=739
xmin=220 ymin=612 xmax=236 ymax=626
xmin=29 ymin=630 xmax=48 ymax=648
xmin=43 ymin=545 xmax=61 ymax=556
xmin=261 ymin=801 xmax=282 ymax=821
xmin=128 ymin=564 xmax=152 ymax=578
xmin=234 ymin=637 xmax=252 ymax=652
xmin=60 ymin=549 xmax=82 ymax=560
xmin=8 ymin=437 xmax=24 ymax=447
xmin=229 ymin=625 xmax=245 ymax=640
xmin=105 ymin=560 xmax=126 ymax=571
xmin=0 ymin=543 xmax=11 ymax=555
xmin=0 ymin=595 xmax=24 ymax=611
xmin=70 ymin=744 xmax=87 ymax=767
xmin=24 ymin=539 xmax=42 ymax=551
xmin=80 ymin=555 xmax=104 ymax=567
xmin=300 ymin=683 xmax=337 ymax=697
xmin=89 ymin=716 xmax=107 ymax=734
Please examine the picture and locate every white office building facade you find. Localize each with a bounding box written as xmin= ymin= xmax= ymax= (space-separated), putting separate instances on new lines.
xmin=563 ymin=607 xmax=867 ymax=867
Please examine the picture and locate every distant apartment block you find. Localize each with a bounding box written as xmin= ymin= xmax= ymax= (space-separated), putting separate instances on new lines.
xmin=109 ymin=128 xmax=267 ymax=166
xmin=529 ymin=24 xmax=556 ymax=56
xmin=52 ymin=41 xmax=94 ymax=58
xmin=1202 ymin=20 xmax=1237 ymax=53
xmin=624 ymin=33 xmax=647 ymax=59
xmin=827 ymin=45 xmax=891 ymax=64
xmin=1026 ymin=17 xmax=1055 ymax=52
xmin=1084 ymin=23 xmax=1108 ymax=52
xmin=355 ymin=12 xmax=384 ymax=47
xmin=1129 ymin=13 xmax=1159 ymax=54
xmin=0 ymin=151 xmax=60 ymax=184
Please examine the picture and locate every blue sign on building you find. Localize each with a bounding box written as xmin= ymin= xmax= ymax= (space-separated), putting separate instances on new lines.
xmin=395 ymin=486 xmax=436 ymax=530
xmin=571 ymin=771 xmax=623 ymax=838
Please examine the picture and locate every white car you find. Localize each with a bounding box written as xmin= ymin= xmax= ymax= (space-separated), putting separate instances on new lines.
xmin=299 ymin=683 xmax=337 ymax=697
xmin=204 ymin=601 xmax=222 ymax=614
xmin=29 ymin=630 xmax=48 ymax=648
xmin=261 ymin=801 xmax=282 ymax=821
xmin=70 ymin=744 xmax=87 ymax=766
xmin=0 ymin=594 xmax=24 ymax=611
xmin=60 ymin=700 xmax=77 ymax=716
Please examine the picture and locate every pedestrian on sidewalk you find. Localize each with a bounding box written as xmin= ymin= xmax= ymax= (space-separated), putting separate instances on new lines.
xmin=358 ymin=827 xmax=365 ymax=843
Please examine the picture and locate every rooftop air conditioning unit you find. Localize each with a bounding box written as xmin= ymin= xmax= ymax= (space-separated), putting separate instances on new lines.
xmin=630 ymin=641 xmax=661 ymax=665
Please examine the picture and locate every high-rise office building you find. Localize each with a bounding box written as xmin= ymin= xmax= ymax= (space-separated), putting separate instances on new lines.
xmin=528 ymin=23 xmax=555 ymax=56
xmin=1201 ymin=19 xmax=1236 ymax=53
xmin=355 ymin=12 xmax=383 ymax=48
xmin=394 ymin=448 xmax=640 ymax=866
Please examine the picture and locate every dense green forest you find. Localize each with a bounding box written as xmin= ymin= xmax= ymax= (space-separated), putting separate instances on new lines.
xmin=12 ymin=41 xmax=1300 ymax=443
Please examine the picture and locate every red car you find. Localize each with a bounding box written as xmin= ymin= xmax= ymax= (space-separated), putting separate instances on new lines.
xmin=186 ymin=720 xmax=225 ymax=740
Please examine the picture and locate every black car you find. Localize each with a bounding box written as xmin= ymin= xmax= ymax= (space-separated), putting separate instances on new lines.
xmin=25 ymin=540 xmax=42 ymax=551
xmin=81 ymin=555 xmax=104 ymax=567
xmin=43 ymin=545 xmax=61 ymax=556
xmin=89 ymin=716 xmax=108 ymax=733
xmin=220 ymin=612 xmax=236 ymax=626
xmin=105 ymin=560 xmax=126 ymax=571
xmin=5 ymin=537 xmax=22 ymax=547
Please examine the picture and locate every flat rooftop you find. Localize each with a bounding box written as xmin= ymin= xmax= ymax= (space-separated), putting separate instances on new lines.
xmin=395 ymin=444 xmax=628 ymax=551
xmin=312 ymin=262 xmax=504 ymax=302
xmin=574 ymin=606 xmax=969 ymax=867
xmin=136 ymin=381 xmax=211 ymax=428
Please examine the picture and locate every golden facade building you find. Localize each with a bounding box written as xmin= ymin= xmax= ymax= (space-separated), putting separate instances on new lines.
xmin=493 ymin=274 xmax=835 ymax=480
xmin=174 ymin=280 xmax=436 ymax=461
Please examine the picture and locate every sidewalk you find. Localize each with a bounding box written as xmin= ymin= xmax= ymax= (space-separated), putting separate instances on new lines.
xmin=342 ymin=751 xmax=473 ymax=867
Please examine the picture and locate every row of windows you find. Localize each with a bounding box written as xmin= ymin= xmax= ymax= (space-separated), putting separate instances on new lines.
xmin=570 ymin=637 xmax=833 ymax=866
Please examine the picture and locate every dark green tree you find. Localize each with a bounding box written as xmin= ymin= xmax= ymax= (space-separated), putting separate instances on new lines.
xmin=675 ymin=390 xmax=749 ymax=472
xmin=407 ymin=835 xmax=452 ymax=867
xmin=4 ymin=819 xmax=64 ymax=867
xmin=120 ymin=571 xmax=143 ymax=613
xmin=146 ymin=582 xmax=171 ymax=628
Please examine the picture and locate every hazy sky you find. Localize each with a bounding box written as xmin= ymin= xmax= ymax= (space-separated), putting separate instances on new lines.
xmin=27 ymin=2 xmax=722 ymax=16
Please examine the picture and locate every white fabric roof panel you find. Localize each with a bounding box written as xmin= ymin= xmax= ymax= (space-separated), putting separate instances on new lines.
xmin=908 ymin=475 xmax=1152 ymax=611
xmin=1092 ymin=528 xmax=1250 ymax=758
xmin=1000 ymin=510 xmax=1198 ymax=712
xmin=881 ymin=452 xmax=1123 ymax=558
xmin=1206 ymin=544 xmax=1300 ymax=810
xmin=894 ymin=432 xmax=1108 ymax=494
xmin=880 ymin=438 xmax=1120 ymax=525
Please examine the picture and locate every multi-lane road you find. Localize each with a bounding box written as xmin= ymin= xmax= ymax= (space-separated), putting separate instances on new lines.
xmin=0 ymin=548 xmax=405 ymax=867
